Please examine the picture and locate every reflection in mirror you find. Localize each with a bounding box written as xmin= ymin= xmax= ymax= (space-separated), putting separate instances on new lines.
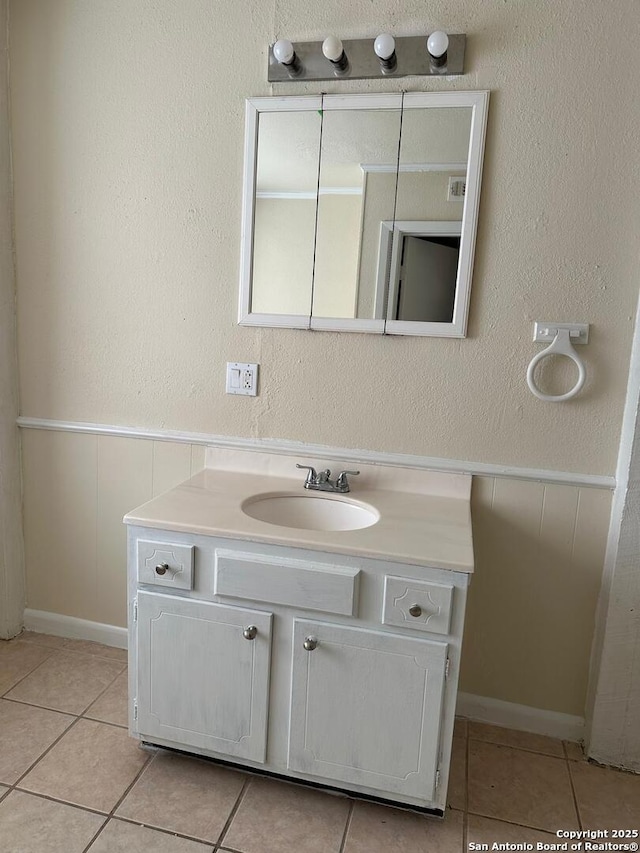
xmin=385 ymin=103 xmax=474 ymax=334
xmin=251 ymin=109 xmax=321 ymax=316
xmin=311 ymin=104 xmax=401 ymax=320
xmin=397 ymin=235 xmax=459 ymax=322
xmin=387 ymin=107 xmax=470 ymax=322
xmin=383 ymin=221 xmax=462 ymax=322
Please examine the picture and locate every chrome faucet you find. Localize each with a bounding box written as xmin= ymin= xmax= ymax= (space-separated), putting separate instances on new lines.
xmin=296 ymin=464 xmax=360 ymax=494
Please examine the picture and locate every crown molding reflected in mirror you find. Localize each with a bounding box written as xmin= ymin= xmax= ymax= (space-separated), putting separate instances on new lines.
xmin=238 ymin=91 xmax=489 ymax=337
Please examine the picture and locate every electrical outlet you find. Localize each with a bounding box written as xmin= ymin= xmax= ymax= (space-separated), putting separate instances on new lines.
xmin=226 ymin=362 xmax=259 ymax=396
xmin=447 ymin=176 xmax=465 ymax=201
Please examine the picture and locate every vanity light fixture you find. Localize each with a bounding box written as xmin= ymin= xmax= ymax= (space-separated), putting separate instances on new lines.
xmin=322 ymin=35 xmax=349 ymax=73
xmin=373 ymin=33 xmax=397 ymax=72
xmin=267 ymin=32 xmax=466 ymax=82
xmin=427 ymin=30 xmax=449 ymax=67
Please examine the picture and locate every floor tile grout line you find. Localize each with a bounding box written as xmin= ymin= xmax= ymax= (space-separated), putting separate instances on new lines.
xmin=463 ymin=724 xmax=470 ymax=851
xmin=338 ymin=800 xmax=355 ymax=853
xmin=80 ymin=815 xmax=110 ymax=853
xmin=1 ymin=652 xmax=126 ymax=709
xmin=11 ymin=786 xmax=111 ymax=819
xmin=0 ymin=694 xmax=77 ymax=719
xmin=74 ymin=749 xmax=157 ymax=851
xmin=112 ymin=812 xmax=221 ymax=848
xmin=10 ymin=713 xmax=84 ymax=790
xmin=18 ymin=633 xmax=128 ymax=663
xmin=78 ymin=667 xmax=129 ymax=721
xmin=0 ymin=696 xmax=126 ymax=729
xmin=82 ymin=714 xmax=128 ymax=729
xmin=107 ymin=748 xmax=156 ymax=819
xmin=465 ymin=725 xmax=470 ymax=814
xmin=213 ymin=775 xmax=253 ymax=851
xmin=467 ymin=736 xmax=568 ymax=760
xmin=8 ymin=711 xmax=139 ymax=809
xmin=566 ymin=757 xmax=585 ymax=831
xmin=0 ymin=662 xmax=126 ymax=724
xmin=462 ymin=809 xmax=469 ymax=852
xmin=7 ymin=638 xmax=127 ymax=664
xmin=56 ymin=647 xmax=129 ymax=664
xmin=15 ymin=635 xmax=68 ymax=649
xmin=0 ymin=645 xmax=58 ymax=698
xmin=466 ymin=809 xmax=569 ymax=835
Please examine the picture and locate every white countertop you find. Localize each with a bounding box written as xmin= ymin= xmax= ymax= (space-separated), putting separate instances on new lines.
xmin=124 ymin=461 xmax=474 ymax=574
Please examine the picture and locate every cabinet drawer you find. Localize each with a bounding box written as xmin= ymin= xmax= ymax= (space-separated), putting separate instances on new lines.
xmin=214 ymin=549 xmax=360 ymax=616
xmin=137 ymin=540 xmax=194 ymax=590
xmin=382 ymin=575 xmax=453 ymax=635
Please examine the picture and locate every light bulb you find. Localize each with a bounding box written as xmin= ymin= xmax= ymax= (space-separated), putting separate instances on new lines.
xmin=273 ymin=38 xmax=295 ymax=65
xmin=322 ymin=35 xmax=344 ymax=62
xmin=427 ymin=30 xmax=449 ymax=61
xmin=374 ymin=33 xmax=395 ymax=61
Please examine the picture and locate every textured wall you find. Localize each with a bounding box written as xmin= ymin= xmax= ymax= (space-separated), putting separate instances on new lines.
xmin=9 ymin=1 xmax=640 ymax=475
xmin=0 ymin=0 xmax=25 ymax=639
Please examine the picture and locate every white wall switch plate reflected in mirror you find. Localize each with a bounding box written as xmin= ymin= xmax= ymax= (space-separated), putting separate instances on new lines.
xmin=226 ymin=362 xmax=259 ymax=396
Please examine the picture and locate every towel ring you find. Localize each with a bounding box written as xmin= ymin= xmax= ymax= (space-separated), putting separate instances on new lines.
xmin=526 ymin=327 xmax=586 ymax=402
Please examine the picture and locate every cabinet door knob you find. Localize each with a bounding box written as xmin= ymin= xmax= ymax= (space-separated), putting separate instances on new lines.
xmin=409 ymin=604 xmax=422 ymax=618
xmin=243 ymin=625 xmax=258 ymax=640
xmin=155 ymin=563 xmax=169 ymax=576
xmin=303 ymin=636 xmax=318 ymax=651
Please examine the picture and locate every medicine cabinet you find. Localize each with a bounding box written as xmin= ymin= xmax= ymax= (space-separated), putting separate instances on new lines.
xmin=239 ymin=91 xmax=489 ymax=337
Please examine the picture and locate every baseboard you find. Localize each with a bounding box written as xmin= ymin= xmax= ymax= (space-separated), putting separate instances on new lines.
xmin=456 ymin=691 xmax=585 ymax=742
xmin=23 ymin=609 xmax=127 ymax=650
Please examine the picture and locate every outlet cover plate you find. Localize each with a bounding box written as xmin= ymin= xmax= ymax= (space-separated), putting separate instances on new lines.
xmin=226 ymin=362 xmax=259 ymax=396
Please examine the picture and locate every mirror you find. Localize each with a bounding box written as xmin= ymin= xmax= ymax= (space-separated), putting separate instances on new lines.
xmin=239 ymin=92 xmax=489 ymax=336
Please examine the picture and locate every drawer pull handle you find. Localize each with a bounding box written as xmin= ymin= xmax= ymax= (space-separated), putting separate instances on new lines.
xmin=303 ymin=636 xmax=318 ymax=651
xmin=409 ymin=604 xmax=422 ymax=618
xmin=243 ymin=625 xmax=258 ymax=640
xmin=155 ymin=563 xmax=169 ymax=576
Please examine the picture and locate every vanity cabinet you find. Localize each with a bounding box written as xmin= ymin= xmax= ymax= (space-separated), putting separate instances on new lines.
xmin=126 ymin=524 xmax=470 ymax=816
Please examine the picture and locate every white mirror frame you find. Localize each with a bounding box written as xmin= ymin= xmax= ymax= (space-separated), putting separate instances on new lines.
xmin=238 ymin=91 xmax=489 ymax=337
xmin=239 ymin=95 xmax=322 ymax=330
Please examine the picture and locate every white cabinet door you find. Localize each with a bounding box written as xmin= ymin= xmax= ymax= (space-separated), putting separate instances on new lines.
xmin=136 ymin=591 xmax=272 ymax=763
xmin=288 ymin=619 xmax=447 ymax=800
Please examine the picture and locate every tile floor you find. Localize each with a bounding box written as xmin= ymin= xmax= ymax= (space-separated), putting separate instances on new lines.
xmin=1 ymin=632 xmax=639 ymax=852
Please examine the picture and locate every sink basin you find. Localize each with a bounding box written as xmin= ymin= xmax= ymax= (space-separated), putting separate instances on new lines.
xmin=241 ymin=492 xmax=379 ymax=532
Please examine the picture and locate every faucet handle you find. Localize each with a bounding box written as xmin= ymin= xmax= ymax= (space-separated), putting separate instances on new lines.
xmin=296 ymin=464 xmax=318 ymax=484
xmin=336 ymin=470 xmax=360 ymax=490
